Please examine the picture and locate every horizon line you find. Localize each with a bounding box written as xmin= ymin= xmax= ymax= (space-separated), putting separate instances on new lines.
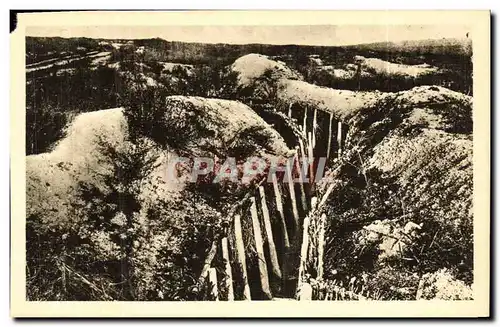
xmin=26 ymin=35 xmax=471 ymax=48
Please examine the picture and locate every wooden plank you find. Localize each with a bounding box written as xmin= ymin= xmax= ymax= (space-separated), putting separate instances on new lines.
xmin=234 ymin=214 xmax=251 ymax=300
xmin=318 ymin=182 xmax=336 ymax=209
xmin=250 ymin=197 xmax=273 ymax=299
xmin=303 ymin=106 xmax=308 ymax=133
xmin=317 ymin=213 xmax=326 ymax=280
xmin=314 ymin=157 xmax=327 ymax=184
xmin=221 ymin=237 xmax=234 ymax=301
xmin=312 ymin=108 xmax=317 ymax=149
xmin=307 ymin=132 xmax=315 ymax=186
xmin=198 ymin=241 xmax=218 ymax=285
xmin=337 ymin=121 xmax=342 ymax=158
xmin=208 ymin=267 xmax=219 ymax=301
xmin=259 ymin=186 xmax=282 ymax=279
xmin=326 ymin=113 xmax=333 ymax=159
xmin=297 ymin=139 xmax=309 ymax=212
xmin=271 ymin=174 xmax=290 ymax=248
xmin=286 ymin=155 xmax=300 ymax=233
xmin=297 ymin=215 xmax=311 ymax=298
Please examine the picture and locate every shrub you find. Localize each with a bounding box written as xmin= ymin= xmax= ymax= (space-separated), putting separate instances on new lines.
xmin=26 ymin=104 xmax=69 ymax=155
xmin=26 ymin=135 xmax=225 ymax=300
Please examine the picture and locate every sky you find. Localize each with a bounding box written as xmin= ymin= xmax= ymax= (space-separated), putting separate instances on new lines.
xmin=26 ymin=25 xmax=471 ymax=46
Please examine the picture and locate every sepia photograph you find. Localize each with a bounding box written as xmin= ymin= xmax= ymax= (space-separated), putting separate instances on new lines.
xmin=10 ymin=10 xmax=490 ymax=317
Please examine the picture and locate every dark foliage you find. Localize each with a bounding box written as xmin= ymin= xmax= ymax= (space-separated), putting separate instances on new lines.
xmin=26 ymin=135 xmax=225 ymax=301
xmin=26 ymin=36 xmax=107 ymax=64
xmin=26 ymin=103 xmax=68 ymax=155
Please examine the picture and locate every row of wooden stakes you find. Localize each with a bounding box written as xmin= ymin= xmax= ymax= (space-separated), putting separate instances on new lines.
xmin=288 ymin=103 xmax=344 ymax=160
xmin=202 ymin=178 xmax=302 ymax=301
xmin=202 ymin=105 xmax=345 ymax=300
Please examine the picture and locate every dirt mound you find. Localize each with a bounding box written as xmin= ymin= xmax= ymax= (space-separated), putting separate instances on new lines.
xmin=320 ymin=85 xmax=473 ymax=299
xmin=347 ymin=85 xmax=472 ymax=206
xmin=154 ymin=96 xmax=292 ymax=158
xmin=230 ymin=54 xmax=463 ymax=123
xmin=231 ymin=53 xmax=302 ymax=87
xmin=277 ymin=79 xmax=384 ymax=120
xmin=277 ymin=80 xmax=470 ymax=123
xmin=354 ymin=55 xmax=439 ymax=78
xmin=26 ymin=108 xmax=183 ymax=229
xmin=27 ymin=98 xmax=292 ymax=228
xmin=392 ymin=85 xmax=470 ymax=106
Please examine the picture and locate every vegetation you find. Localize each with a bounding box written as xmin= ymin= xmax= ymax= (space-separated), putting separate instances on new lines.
xmin=26 ymin=36 xmax=106 ymax=64
xmin=318 ymin=165 xmax=472 ymax=299
xmin=26 ymin=41 xmax=239 ymax=155
xmin=25 ymin=42 xmax=251 ymax=300
xmin=26 ymin=106 xmax=226 ymax=301
xmin=312 ymin=92 xmax=473 ymax=300
xmin=26 ymin=36 xmax=474 ymax=301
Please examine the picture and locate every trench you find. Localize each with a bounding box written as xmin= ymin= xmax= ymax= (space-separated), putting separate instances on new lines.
xmin=200 ymin=101 xmax=350 ymax=300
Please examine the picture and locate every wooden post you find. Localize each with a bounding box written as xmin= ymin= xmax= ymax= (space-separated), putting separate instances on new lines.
xmin=298 ymin=138 xmax=307 ymax=178
xmin=259 ymin=186 xmax=282 ymax=279
xmin=297 ymin=139 xmax=309 ymax=213
xmin=250 ymin=197 xmax=272 ymax=299
xmin=303 ymin=106 xmax=308 ymax=134
xmin=288 ymin=103 xmax=292 ymax=118
xmin=337 ymin=121 xmax=342 ymax=158
xmin=208 ymin=267 xmax=219 ymax=301
xmin=297 ymin=215 xmax=310 ymax=297
xmin=198 ymin=241 xmax=218 ymax=285
xmin=326 ymin=113 xmax=333 ymax=159
xmin=312 ymin=108 xmax=317 ymax=149
xmin=271 ymin=174 xmax=289 ymax=249
xmin=307 ymin=132 xmax=315 ymax=187
xmin=234 ymin=214 xmax=251 ymax=300
xmin=315 ymin=156 xmax=327 ymax=184
xmin=317 ymin=214 xmax=326 ymax=280
xmin=286 ymin=155 xmax=300 ymax=233
xmin=221 ymin=237 xmax=234 ymax=301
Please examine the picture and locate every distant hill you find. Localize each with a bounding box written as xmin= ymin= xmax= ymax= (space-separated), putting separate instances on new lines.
xmin=347 ymin=38 xmax=472 ymax=57
xmin=134 ymin=37 xmax=474 ymax=63
xmin=26 ymin=36 xmax=104 ymax=64
xmin=26 ymin=36 xmax=472 ymax=67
